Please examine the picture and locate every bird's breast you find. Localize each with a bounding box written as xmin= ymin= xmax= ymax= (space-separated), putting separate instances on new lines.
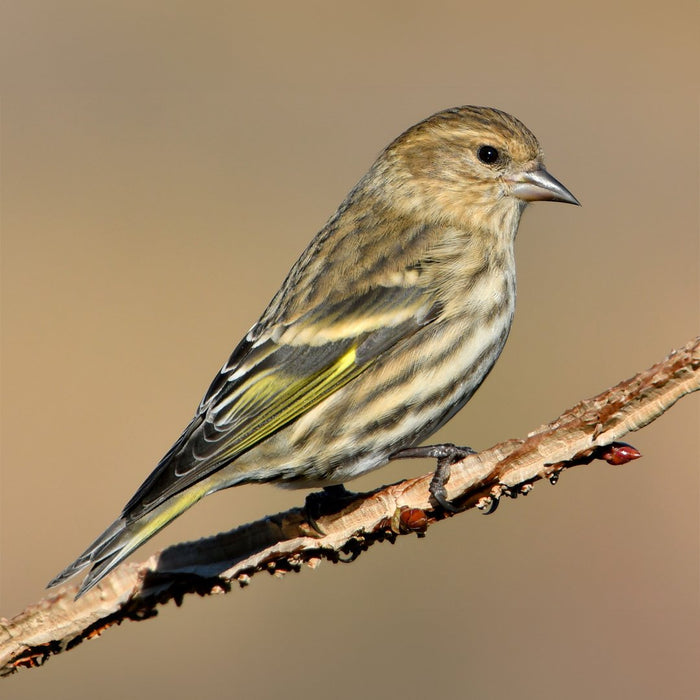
xmin=429 ymin=228 xmax=517 ymax=325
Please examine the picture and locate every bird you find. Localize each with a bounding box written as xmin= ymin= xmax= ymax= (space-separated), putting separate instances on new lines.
xmin=48 ymin=105 xmax=579 ymax=598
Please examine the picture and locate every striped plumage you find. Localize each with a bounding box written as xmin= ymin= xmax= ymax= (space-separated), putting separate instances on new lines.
xmin=49 ymin=106 xmax=578 ymax=597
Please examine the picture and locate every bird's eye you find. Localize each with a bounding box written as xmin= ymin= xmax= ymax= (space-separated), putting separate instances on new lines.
xmin=477 ymin=145 xmax=499 ymax=164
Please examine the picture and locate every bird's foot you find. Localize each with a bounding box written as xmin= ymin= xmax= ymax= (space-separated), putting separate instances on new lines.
xmin=304 ymin=484 xmax=360 ymax=535
xmin=391 ymin=443 xmax=476 ymax=512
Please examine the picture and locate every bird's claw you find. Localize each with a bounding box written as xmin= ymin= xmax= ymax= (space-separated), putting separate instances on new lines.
xmin=392 ymin=443 xmax=476 ymax=512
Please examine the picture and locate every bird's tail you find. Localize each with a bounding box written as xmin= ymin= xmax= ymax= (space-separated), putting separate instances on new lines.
xmin=47 ymin=484 xmax=210 ymax=599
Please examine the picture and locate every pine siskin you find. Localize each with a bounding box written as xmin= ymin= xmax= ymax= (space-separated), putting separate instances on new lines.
xmin=49 ymin=105 xmax=579 ymax=597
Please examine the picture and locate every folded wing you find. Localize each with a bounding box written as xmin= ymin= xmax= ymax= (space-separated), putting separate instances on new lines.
xmin=121 ymin=283 xmax=440 ymax=521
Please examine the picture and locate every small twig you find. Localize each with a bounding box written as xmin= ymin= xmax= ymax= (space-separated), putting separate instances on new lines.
xmin=1 ymin=336 xmax=698 ymax=676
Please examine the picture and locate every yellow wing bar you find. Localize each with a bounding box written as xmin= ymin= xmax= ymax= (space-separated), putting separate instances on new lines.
xmin=218 ymin=346 xmax=360 ymax=459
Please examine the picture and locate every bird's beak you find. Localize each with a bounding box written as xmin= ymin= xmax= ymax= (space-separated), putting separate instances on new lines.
xmin=509 ymin=167 xmax=580 ymax=205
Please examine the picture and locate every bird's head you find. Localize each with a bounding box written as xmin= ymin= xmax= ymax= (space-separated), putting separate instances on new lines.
xmin=377 ymin=105 xmax=579 ymax=229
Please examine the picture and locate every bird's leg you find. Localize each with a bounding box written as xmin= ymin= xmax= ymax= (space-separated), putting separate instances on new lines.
xmin=304 ymin=484 xmax=359 ymax=535
xmin=390 ymin=443 xmax=476 ymax=512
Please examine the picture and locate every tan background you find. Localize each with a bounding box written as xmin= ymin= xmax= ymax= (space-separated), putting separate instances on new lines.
xmin=1 ymin=2 xmax=698 ymax=698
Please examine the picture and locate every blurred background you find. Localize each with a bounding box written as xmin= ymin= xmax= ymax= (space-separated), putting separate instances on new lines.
xmin=1 ymin=2 xmax=698 ymax=698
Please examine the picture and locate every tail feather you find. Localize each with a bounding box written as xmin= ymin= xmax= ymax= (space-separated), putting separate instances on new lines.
xmin=47 ymin=519 xmax=126 ymax=589
xmin=48 ymin=485 xmax=209 ymax=599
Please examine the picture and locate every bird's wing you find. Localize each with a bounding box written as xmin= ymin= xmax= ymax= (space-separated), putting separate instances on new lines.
xmin=122 ymin=283 xmax=439 ymax=520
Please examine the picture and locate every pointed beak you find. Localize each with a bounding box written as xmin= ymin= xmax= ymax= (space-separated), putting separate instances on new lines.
xmin=509 ymin=167 xmax=580 ymax=206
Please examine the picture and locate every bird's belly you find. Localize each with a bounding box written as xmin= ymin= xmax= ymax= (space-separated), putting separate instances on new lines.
xmin=236 ymin=293 xmax=516 ymax=488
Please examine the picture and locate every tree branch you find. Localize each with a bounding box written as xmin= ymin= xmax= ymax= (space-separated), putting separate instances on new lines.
xmin=2 ymin=336 xmax=698 ymax=677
